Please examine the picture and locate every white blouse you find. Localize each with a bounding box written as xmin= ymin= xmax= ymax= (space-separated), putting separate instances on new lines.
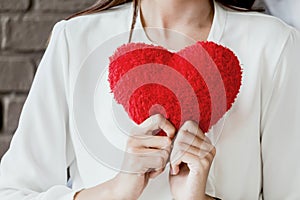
xmin=1 ymin=2 xmax=300 ymax=200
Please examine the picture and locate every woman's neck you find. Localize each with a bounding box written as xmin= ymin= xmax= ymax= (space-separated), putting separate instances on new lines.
xmin=139 ymin=0 xmax=214 ymax=47
xmin=141 ymin=0 xmax=214 ymax=29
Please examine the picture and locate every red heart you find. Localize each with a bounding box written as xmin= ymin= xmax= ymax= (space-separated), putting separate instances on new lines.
xmin=108 ymin=42 xmax=242 ymax=135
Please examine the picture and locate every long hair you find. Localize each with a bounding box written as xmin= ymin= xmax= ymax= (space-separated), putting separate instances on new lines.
xmin=66 ymin=0 xmax=257 ymax=41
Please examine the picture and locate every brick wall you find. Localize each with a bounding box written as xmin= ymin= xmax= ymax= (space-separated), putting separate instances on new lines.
xmin=0 ymin=0 xmax=95 ymax=160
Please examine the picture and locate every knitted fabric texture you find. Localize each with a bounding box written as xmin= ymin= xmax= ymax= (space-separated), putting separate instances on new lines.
xmin=108 ymin=42 xmax=242 ymax=135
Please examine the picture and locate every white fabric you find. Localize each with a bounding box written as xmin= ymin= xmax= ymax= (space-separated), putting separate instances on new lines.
xmin=263 ymin=0 xmax=300 ymax=29
xmin=1 ymin=2 xmax=300 ymax=200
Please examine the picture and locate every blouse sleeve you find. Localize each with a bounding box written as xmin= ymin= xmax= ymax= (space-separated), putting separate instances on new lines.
xmin=261 ymin=28 xmax=300 ymax=199
xmin=0 ymin=20 xmax=77 ymax=200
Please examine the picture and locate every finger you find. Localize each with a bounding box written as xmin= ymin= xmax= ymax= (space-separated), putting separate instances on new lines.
xmin=123 ymin=148 xmax=169 ymax=173
xmin=170 ymin=152 xmax=212 ymax=176
xmin=180 ymin=120 xmax=205 ymax=140
xmin=169 ymin=143 xmax=215 ymax=175
xmin=139 ymin=114 xmax=176 ymax=138
xmin=180 ymin=152 xmax=204 ymax=172
xmin=149 ymin=167 xmax=165 ymax=179
xmin=170 ymin=164 xmax=180 ymax=175
xmin=141 ymin=153 xmax=169 ymax=172
xmin=176 ymin=142 xmax=212 ymax=158
xmin=127 ymin=146 xmax=170 ymax=157
xmin=128 ymin=135 xmax=172 ymax=149
xmin=140 ymin=149 xmax=170 ymax=173
xmin=179 ymin=142 xmax=216 ymax=164
xmin=169 ymin=146 xmax=183 ymax=175
xmin=170 ymin=131 xmax=199 ymax=174
xmin=170 ymin=151 xmax=196 ymax=175
xmin=180 ymin=121 xmax=215 ymax=146
xmin=175 ymin=131 xmax=212 ymax=152
xmin=204 ymin=145 xmax=217 ymax=161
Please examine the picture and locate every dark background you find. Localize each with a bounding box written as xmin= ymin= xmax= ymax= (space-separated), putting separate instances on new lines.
xmin=0 ymin=0 xmax=95 ymax=159
xmin=0 ymin=0 xmax=266 ymax=160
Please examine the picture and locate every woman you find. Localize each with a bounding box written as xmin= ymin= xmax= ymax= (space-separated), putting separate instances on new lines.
xmin=0 ymin=0 xmax=300 ymax=199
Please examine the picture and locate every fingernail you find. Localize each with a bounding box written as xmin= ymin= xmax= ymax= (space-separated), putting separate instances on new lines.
xmin=170 ymin=167 xmax=176 ymax=175
xmin=170 ymin=169 xmax=174 ymax=175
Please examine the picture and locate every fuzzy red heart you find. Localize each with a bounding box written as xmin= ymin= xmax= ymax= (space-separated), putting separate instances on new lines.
xmin=108 ymin=42 xmax=242 ymax=135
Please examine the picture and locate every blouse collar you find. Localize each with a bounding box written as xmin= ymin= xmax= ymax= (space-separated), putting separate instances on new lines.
xmin=207 ymin=1 xmax=227 ymax=43
xmin=133 ymin=0 xmax=228 ymax=44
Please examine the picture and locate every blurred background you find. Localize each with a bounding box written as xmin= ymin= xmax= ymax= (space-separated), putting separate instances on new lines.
xmin=0 ymin=0 xmax=94 ymax=159
xmin=0 ymin=0 xmax=298 ymax=161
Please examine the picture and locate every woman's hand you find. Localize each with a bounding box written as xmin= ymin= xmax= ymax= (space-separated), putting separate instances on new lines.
xmin=115 ymin=114 xmax=175 ymax=199
xmin=169 ymin=121 xmax=216 ymax=200
xmin=74 ymin=114 xmax=175 ymax=200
